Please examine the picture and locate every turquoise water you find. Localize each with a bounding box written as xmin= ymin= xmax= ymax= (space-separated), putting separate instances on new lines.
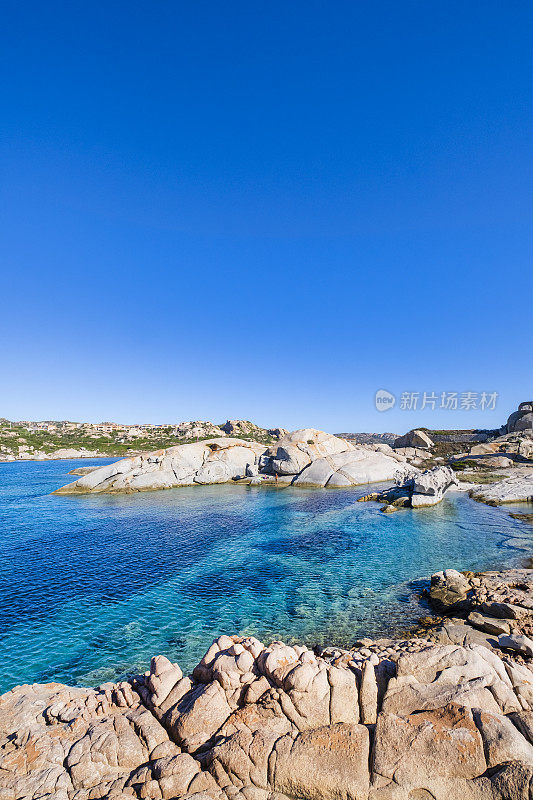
xmin=1 ymin=459 xmax=532 ymax=693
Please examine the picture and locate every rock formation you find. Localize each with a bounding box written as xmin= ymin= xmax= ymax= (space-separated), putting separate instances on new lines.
xmin=507 ymin=402 xmax=533 ymax=434
xmin=4 ymin=566 xmax=533 ymax=799
xmin=219 ymin=421 xmax=284 ymax=441
xmin=393 ymin=429 xmax=434 ymax=450
xmin=410 ymin=464 xmax=458 ymax=507
xmin=54 ymin=430 xmax=413 ymax=494
xmin=174 ymin=421 xmax=226 ymax=439
xmin=54 ymin=438 xmax=267 ymax=494
xmin=4 ymin=604 xmax=533 ymax=798
xmin=364 ymin=465 xmax=458 ymax=511
xmin=470 ymin=467 xmax=533 ymax=504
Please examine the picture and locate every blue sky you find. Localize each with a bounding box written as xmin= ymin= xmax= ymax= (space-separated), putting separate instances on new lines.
xmin=1 ymin=1 xmax=531 ymax=433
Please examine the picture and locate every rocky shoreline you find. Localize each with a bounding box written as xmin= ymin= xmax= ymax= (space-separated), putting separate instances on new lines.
xmin=4 ymin=410 xmax=533 ymax=798
xmin=4 ymin=562 xmax=533 ymax=799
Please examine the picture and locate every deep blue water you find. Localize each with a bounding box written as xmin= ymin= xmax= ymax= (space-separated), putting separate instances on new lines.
xmin=1 ymin=458 xmax=532 ymax=693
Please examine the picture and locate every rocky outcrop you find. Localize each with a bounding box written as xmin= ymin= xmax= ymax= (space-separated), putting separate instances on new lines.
xmin=4 ymin=619 xmax=533 ymax=800
xmin=3 ymin=447 xmax=106 ymax=462
xmin=470 ymin=467 xmax=533 ymax=504
xmin=393 ymin=446 xmax=432 ymax=463
xmin=54 ymin=438 xmax=267 ymax=494
xmin=507 ymin=402 xmax=533 ymax=434
xmin=68 ymin=465 xmax=102 ymax=476
xmin=265 ymin=429 xmax=355 ymax=475
xmin=264 ymin=430 xmax=413 ymax=488
xmin=470 ymin=442 xmax=502 ymax=456
xmin=368 ymin=465 xmax=458 ymax=510
xmin=266 ymin=426 xmax=288 ymax=440
xmin=292 ymin=450 xmax=411 ymax=488
xmin=54 ymin=429 xmax=412 ymax=494
xmin=469 ymin=432 xmax=533 ymax=462
xmin=393 ymin=429 xmax=434 ymax=450
xmin=174 ymin=421 xmax=226 ymax=439
xmin=410 ymin=465 xmax=458 ymax=507
xmin=424 ymin=568 xmax=533 ymax=657
xmin=430 ymin=568 xmax=472 ymax=612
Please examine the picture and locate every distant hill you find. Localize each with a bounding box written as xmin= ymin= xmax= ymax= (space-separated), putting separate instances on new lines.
xmin=0 ymin=417 xmax=284 ymax=460
xmin=335 ymin=432 xmax=399 ymax=445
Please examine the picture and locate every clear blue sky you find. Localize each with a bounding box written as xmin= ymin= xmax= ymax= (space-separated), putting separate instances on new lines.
xmin=1 ymin=1 xmax=531 ymax=432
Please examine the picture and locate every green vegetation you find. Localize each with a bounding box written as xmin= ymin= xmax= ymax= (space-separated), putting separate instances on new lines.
xmin=450 ymin=459 xmax=480 ymax=471
xmin=420 ymin=429 xmax=476 ymax=435
xmin=456 ymin=472 xmax=506 ymax=484
xmin=0 ymin=421 xmax=276 ymax=460
xmin=431 ymin=442 xmax=475 ymax=459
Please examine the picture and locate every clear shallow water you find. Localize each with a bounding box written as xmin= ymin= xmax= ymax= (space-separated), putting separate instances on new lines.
xmin=1 ymin=459 xmax=532 ymax=693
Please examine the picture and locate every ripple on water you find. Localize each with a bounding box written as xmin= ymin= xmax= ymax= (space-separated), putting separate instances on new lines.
xmin=0 ymin=460 xmax=532 ymax=691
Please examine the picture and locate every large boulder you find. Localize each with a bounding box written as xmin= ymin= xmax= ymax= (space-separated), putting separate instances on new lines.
xmin=412 ymin=465 xmax=458 ymax=497
xmin=266 ymin=429 xmax=413 ymax=487
xmin=394 ymin=429 xmax=434 ymax=450
xmin=293 ymin=449 xmax=414 ymax=488
xmin=507 ymin=403 xmax=533 ymax=434
xmin=266 ymin=429 xmax=354 ymax=475
xmin=470 ymin=442 xmax=501 ymax=456
xmin=481 ymin=456 xmax=514 ymax=468
xmin=389 ymin=465 xmax=458 ymax=508
xmin=430 ymin=569 xmax=472 ymax=612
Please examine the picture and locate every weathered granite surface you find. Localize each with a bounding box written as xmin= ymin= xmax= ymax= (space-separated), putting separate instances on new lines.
xmin=54 ymin=430 xmax=413 ymax=494
xmin=470 ymin=467 xmax=533 ymax=504
xmin=4 ymin=568 xmax=533 ymax=799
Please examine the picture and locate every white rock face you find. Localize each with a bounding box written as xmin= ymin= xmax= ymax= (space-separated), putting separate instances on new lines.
xmin=293 ymin=449 xmax=413 ymax=488
xmin=267 ymin=428 xmax=355 ymax=475
xmin=54 ymin=438 xmax=266 ymax=494
xmin=413 ymin=465 xmax=458 ymax=496
xmin=407 ymin=465 xmax=457 ymax=507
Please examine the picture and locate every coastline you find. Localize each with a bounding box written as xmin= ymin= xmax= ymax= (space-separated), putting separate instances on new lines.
xmin=2 ymin=458 xmax=533 ymax=798
xmin=0 ymin=453 xmax=122 ymax=463
xmin=3 ymin=557 xmax=533 ymax=799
